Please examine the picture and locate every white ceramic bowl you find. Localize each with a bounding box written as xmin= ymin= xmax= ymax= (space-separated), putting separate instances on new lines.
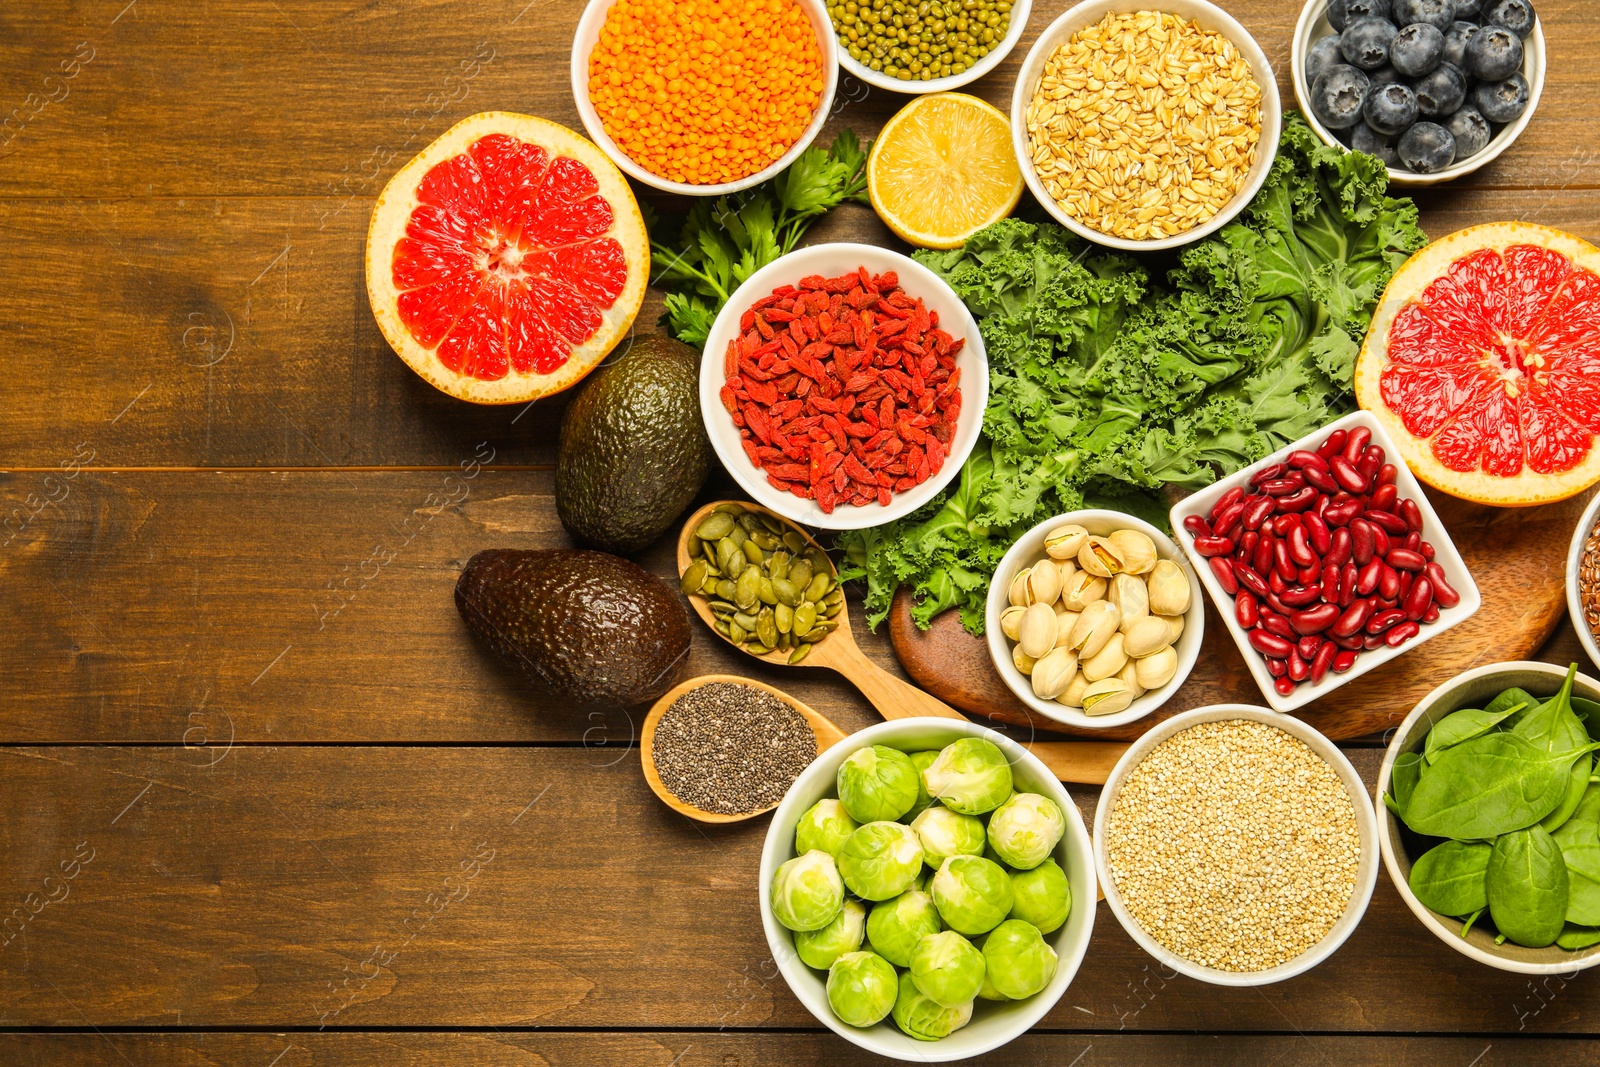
xmin=1566 ymin=490 xmax=1600 ymax=673
xmin=1170 ymin=408 xmax=1483 ymax=714
xmin=836 ymin=0 xmax=1031 ymax=95
xmin=1291 ymin=0 xmax=1546 ymax=186
xmin=984 ymin=509 xmax=1205 ymax=731
xmin=759 ymin=717 xmax=1096 ymax=1060
xmin=570 ymin=0 xmax=839 ymax=196
xmin=699 ymin=243 xmax=988 ymax=531
xmin=1377 ymin=662 xmax=1600 ymax=974
xmin=1096 ymin=704 xmax=1380 ymax=985
xmin=1008 ymin=0 xmax=1282 ymax=252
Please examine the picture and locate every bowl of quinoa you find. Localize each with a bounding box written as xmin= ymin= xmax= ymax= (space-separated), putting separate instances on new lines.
xmin=1565 ymin=490 xmax=1600 ymax=673
xmin=1094 ymin=705 xmax=1378 ymax=984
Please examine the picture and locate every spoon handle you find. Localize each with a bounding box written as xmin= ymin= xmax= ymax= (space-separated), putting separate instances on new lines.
xmin=828 ymin=639 xmax=968 ymax=721
xmin=1025 ymin=741 xmax=1129 ymax=786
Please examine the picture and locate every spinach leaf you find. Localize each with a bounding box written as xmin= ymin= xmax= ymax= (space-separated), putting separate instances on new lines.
xmin=1387 ymin=750 xmax=1425 ymax=815
xmin=1408 ymin=840 xmax=1490 ymax=916
xmin=1542 ymin=754 xmax=1594 ymax=834
xmin=1487 ymin=826 xmax=1570 ymax=948
xmin=1574 ymin=697 xmax=1600 ymax=742
xmin=1460 ymin=909 xmax=1483 ymax=938
xmin=1424 ymin=704 xmax=1524 ymax=765
xmin=1487 ymin=686 xmax=1539 ymax=726
xmin=1402 ymin=733 xmax=1598 ymax=840
xmin=1553 ymin=782 xmax=1600 ymax=926
xmin=1557 ymin=924 xmax=1600 ymax=950
xmin=1510 ymin=667 xmax=1590 ymax=833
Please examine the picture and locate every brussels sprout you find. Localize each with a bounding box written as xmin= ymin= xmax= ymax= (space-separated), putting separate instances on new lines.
xmin=986 ymin=792 xmax=1066 ymax=871
xmin=981 ymin=919 xmax=1058 ymax=999
xmin=837 ymin=745 xmax=921 ymax=823
xmin=795 ymin=897 xmax=866 ymax=970
xmin=931 ymin=854 xmax=1014 ymax=935
xmin=795 ymin=798 xmax=858 ymax=859
xmin=906 ymin=750 xmax=941 ymax=818
xmin=909 ymin=930 xmax=986 ymax=1008
xmin=826 ymin=951 xmax=898 ymax=1028
xmin=976 ymin=968 xmax=1011 ymax=1001
xmin=838 ymin=821 xmax=925 ymax=901
xmin=1009 ymin=858 xmax=1072 ymax=934
xmin=891 ymin=970 xmax=973 ymax=1041
xmin=770 ymin=850 xmax=845 ymax=932
xmin=866 ymin=888 xmax=943 ymax=967
xmin=922 ymin=738 xmax=1014 ymax=815
xmin=911 ymin=805 xmax=987 ymax=869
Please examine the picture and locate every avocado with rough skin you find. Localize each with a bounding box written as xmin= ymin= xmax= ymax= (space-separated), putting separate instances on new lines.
xmin=455 ymin=548 xmax=691 ymax=710
xmin=556 ymin=334 xmax=711 ymax=554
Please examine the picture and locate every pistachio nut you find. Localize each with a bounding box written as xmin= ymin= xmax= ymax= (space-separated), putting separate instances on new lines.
xmin=1081 ymin=632 xmax=1129 ymax=683
xmin=999 ymin=605 xmax=1027 ymax=642
xmin=1160 ymin=613 xmax=1186 ymax=644
xmin=1018 ymin=602 xmax=1059 ymax=660
xmin=1082 ymin=677 xmax=1135 ymax=716
xmin=1060 ymin=569 xmax=1108 ymax=612
xmin=1134 ymin=645 xmax=1179 ymax=690
xmin=1026 ymin=560 xmax=1062 ymax=608
xmin=1123 ymin=615 xmax=1174 ymax=659
xmin=1108 ymin=529 xmax=1158 ymax=575
xmin=1008 ymin=567 xmax=1034 ymax=608
xmin=1055 ymin=557 xmax=1078 ymax=585
xmin=1053 ymin=609 xmax=1081 ymax=648
xmin=1013 ymin=645 xmax=1037 ymax=676
xmin=1108 ymin=573 xmax=1149 ymax=630
xmin=1057 ymin=672 xmax=1092 ymax=710
xmin=1043 ymin=523 xmax=1089 ymax=561
xmin=1117 ymin=658 xmax=1147 ymax=700
xmin=1078 ymin=535 xmax=1125 ymax=578
xmin=1145 ymin=559 xmax=1191 ymax=617
xmin=1031 ymin=648 xmax=1080 ymax=701
xmin=1067 ymin=599 xmax=1122 ymax=659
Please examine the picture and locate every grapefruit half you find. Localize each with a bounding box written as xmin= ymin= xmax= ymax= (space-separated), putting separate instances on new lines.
xmin=366 ymin=112 xmax=648 ymax=405
xmin=1356 ymin=222 xmax=1600 ymax=506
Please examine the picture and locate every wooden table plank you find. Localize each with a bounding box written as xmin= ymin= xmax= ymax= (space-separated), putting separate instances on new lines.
xmin=4 ymin=744 xmax=1600 ymax=1033
xmin=0 ymin=1032 xmax=1588 ymax=1067
xmin=2 ymin=0 xmax=1597 ymax=199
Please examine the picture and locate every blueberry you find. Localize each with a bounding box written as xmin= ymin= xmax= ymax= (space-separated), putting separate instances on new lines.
xmin=1474 ymin=71 xmax=1531 ymax=122
xmin=1444 ymin=104 xmax=1493 ymax=157
xmin=1393 ymin=0 xmax=1456 ymax=30
xmin=1465 ymin=25 xmax=1523 ymax=80
xmin=1331 ymin=0 xmax=1392 ymax=31
xmin=1398 ymin=121 xmax=1457 ymax=171
xmin=1368 ymin=64 xmax=1405 ymax=88
xmin=1328 ymin=0 xmax=1350 ymax=31
xmin=1312 ymin=64 xmax=1373 ymax=129
xmin=1364 ymin=82 xmax=1421 ymax=134
xmin=1454 ymin=0 xmax=1485 ymax=17
xmin=1390 ymin=23 xmax=1445 ymax=76
xmin=1341 ymin=17 xmax=1400 ymax=69
xmin=1485 ymin=0 xmax=1536 ymax=38
xmin=1413 ymin=61 xmax=1469 ymax=115
xmin=1352 ymin=122 xmax=1402 ymax=166
xmin=1307 ymin=33 xmax=1347 ymax=84
xmin=1441 ymin=21 xmax=1479 ymax=69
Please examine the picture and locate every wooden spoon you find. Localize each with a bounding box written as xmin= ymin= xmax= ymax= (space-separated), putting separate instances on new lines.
xmin=676 ymin=501 xmax=1128 ymax=785
xmin=641 ymin=674 xmax=848 ymax=823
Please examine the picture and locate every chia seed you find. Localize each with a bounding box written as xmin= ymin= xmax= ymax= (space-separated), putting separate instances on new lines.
xmin=652 ymin=681 xmax=817 ymax=815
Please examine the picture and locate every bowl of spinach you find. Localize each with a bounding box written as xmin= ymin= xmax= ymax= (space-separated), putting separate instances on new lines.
xmin=1379 ymin=661 xmax=1600 ymax=973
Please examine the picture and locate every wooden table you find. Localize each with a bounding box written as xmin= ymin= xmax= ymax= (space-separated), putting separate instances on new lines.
xmin=3 ymin=1 xmax=1599 ymax=1062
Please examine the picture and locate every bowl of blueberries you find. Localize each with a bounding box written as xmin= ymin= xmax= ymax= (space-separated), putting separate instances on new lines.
xmin=1292 ymin=0 xmax=1544 ymax=183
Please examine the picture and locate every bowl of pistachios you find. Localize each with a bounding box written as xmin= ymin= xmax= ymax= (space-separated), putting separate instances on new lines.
xmin=985 ymin=510 xmax=1205 ymax=730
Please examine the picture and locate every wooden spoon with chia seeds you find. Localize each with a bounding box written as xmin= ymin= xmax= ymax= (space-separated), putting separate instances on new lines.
xmin=676 ymin=500 xmax=1128 ymax=785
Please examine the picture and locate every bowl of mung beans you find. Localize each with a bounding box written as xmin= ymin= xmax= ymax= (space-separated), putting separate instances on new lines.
xmin=571 ymin=0 xmax=839 ymax=195
xmin=1094 ymin=705 xmax=1379 ymax=985
xmin=829 ymin=0 xmax=1032 ymax=94
xmin=1009 ymin=0 xmax=1282 ymax=251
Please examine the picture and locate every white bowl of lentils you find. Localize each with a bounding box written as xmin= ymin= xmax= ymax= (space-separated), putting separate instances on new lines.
xmin=1566 ymin=489 xmax=1600 ymax=674
xmin=1009 ymin=0 xmax=1282 ymax=251
xmin=1094 ymin=705 xmax=1379 ymax=985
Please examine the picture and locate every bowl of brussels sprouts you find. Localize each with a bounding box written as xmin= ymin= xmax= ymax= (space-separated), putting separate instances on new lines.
xmin=759 ymin=718 xmax=1096 ymax=1060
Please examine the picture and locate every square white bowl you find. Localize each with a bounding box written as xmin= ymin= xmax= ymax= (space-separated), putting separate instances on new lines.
xmin=699 ymin=242 xmax=988 ymax=531
xmin=759 ymin=717 xmax=1096 ymax=1061
xmin=1169 ymin=409 xmax=1482 ymax=714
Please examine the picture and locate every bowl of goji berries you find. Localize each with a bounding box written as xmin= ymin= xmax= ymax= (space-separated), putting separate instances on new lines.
xmin=701 ymin=243 xmax=988 ymax=529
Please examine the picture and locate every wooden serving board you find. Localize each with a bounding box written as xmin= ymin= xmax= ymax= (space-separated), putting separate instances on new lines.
xmin=890 ymin=488 xmax=1596 ymax=741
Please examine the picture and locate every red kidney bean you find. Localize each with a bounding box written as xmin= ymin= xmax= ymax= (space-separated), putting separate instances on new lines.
xmin=1233 ymin=561 xmax=1269 ymax=598
xmin=1210 ymin=485 xmax=1245 ymax=521
xmin=1213 ymin=501 xmax=1245 ymax=539
xmin=1266 ymin=656 xmax=1288 ymax=678
xmin=1326 ymin=527 xmax=1353 ymax=567
xmin=1236 ymin=590 xmax=1259 ymax=628
xmin=1364 ymin=634 xmax=1386 ymax=650
xmin=1386 ymin=621 xmax=1421 ymax=648
xmin=1332 ymin=632 xmax=1365 ymax=652
xmin=1314 ymin=493 xmax=1331 ymax=519
xmin=1350 ymin=519 xmax=1376 ymax=566
xmin=1310 ymin=641 xmax=1337 ymax=683
xmin=1183 ymin=514 xmax=1213 ymax=537
xmin=1342 ymin=426 xmax=1371 ymax=462
xmin=1387 ymin=547 xmax=1426 ymax=571
xmin=1303 ymin=464 xmax=1339 ymax=493
xmin=1357 ymin=451 xmax=1383 ymax=486
xmin=1288 ymin=650 xmax=1310 ymax=682
xmin=1210 ymin=556 xmax=1239 ymax=594
xmin=1376 ymin=463 xmax=1398 ymax=487
xmin=1333 ymin=650 xmax=1359 ymax=673
xmin=1421 ymin=542 xmax=1435 ymax=561
xmin=1401 ymin=498 xmax=1423 ymax=533
xmin=1261 ymin=476 xmax=1306 ymax=497
xmin=1250 ymin=463 xmax=1288 ymax=487
xmin=1243 ymin=495 xmax=1274 ymax=531
xmin=1367 ymin=509 xmax=1409 ymax=535
xmin=1267 ymin=569 xmax=1287 ymax=598
xmin=1404 ymin=531 xmax=1421 ymax=551
xmin=1356 ymin=558 xmax=1383 ymax=595
xmin=1371 ymin=483 xmax=1398 ymax=514
xmin=1261 ymin=611 xmax=1295 ymax=640
xmin=1330 ymin=454 xmax=1366 ymax=494
xmin=1291 ymin=602 xmax=1341 ymax=634
xmin=1371 ymin=523 xmax=1393 ymax=558
xmin=1425 ymin=562 xmax=1460 ymax=608
xmin=1287 ymin=449 xmax=1326 ymax=470
xmin=1319 ymin=429 xmax=1348 ymax=459
xmin=1298 ymin=635 xmax=1323 ymax=659
xmin=1251 ymin=630 xmax=1295 ymax=658
xmin=1398 ymin=570 xmax=1415 ymax=601
xmin=1303 ymin=512 xmax=1330 ymax=555
xmin=1271 ymin=513 xmax=1300 ymax=536
xmin=1321 ymin=562 xmax=1341 ymax=604
xmin=1281 ymin=584 xmax=1322 ymax=608
xmin=1322 ymin=499 xmax=1361 ymax=527
xmin=1265 ymin=590 xmax=1291 ymax=615
xmin=1277 ymin=487 xmax=1320 ymax=512
xmin=1297 ymin=563 xmax=1321 ymax=586
xmin=1366 ymin=608 xmax=1407 ymax=635
xmin=1340 ymin=561 xmax=1359 ymax=607
xmin=1423 ymin=603 xmax=1441 ymax=624
xmin=1238 ymin=530 xmax=1259 ymax=561
xmin=1332 ymin=598 xmax=1374 ymax=637
xmin=1287 ymin=525 xmax=1316 ymax=567
xmin=1379 ymin=563 xmax=1401 ymax=602
xmin=1193 ymin=535 xmax=1234 ymax=557
xmin=1404 ymin=576 xmax=1433 ymax=621
xmin=1274 ymin=540 xmax=1298 ymax=582
xmin=1275 ymin=676 xmax=1297 ymax=697
xmin=1254 ymin=536 xmax=1275 ymax=581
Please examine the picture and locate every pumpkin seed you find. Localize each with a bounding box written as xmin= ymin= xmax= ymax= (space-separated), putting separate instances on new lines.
xmin=783 ymin=531 xmax=806 ymax=553
xmin=742 ymin=539 xmax=765 ymax=564
xmin=733 ymin=611 xmax=759 ymax=631
xmin=716 ymin=579 xmax=737 ymax=600
xmin=769 ymin=551 xmax=790 ymax=581
xmin=746 ymin=643 xmax=773 ymax=656
xmin=680 ymin=560 xmax=709 ymax=596
xmin=807 ymin=574 xmax=835 ymax=602
xmin=793 ymin=602 xmax=818 ymax=635
xmin=728 ymin=621 xmax=747 ymax=644
xmin=789 ymin=559 xmax=814 ymax=592
xmin=789 ymin=643 xmax=812 ymax=664
xmin=708 ymin=600 xmax=737 ymax=615
xmin=772 ymin=577 xmax=801 ymax=607
xmin=735 ymin=569 xmax=762 ymax=611
xmin=757 ymin=608 xmax=778 ymax=648
xmin=775 ymin=603 xmax=793 ymax=634
xmin=695 ymin=513 xmax=736 ymax=540
xmin=758 ymin=577 xmax=779 ymax=606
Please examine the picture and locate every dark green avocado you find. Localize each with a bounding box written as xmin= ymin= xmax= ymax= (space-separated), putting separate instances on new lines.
xmin=556 ymin=334 xmax=711 ymax=554
xmin=455 ymin=548 xmax=691 ymax=710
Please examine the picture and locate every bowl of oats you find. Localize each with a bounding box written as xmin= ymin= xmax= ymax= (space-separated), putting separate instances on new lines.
xmin=1566 ymin=490 xmax=1600 ymax=673
xmin=1009 ymin=0 xmax=1282 ymax=251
